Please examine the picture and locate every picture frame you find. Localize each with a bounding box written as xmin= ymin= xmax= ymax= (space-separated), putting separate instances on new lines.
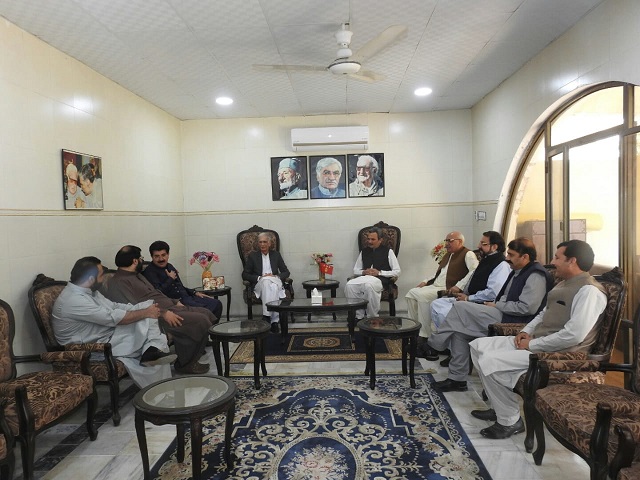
xmin=347 ymin=153 xmax=385 ymax=197
xmin=203 ymin=276 xmax=225 ymax=290
xmin=62 ymin=149 xmax=103 ymax=210
xmin=270 ymin=156 xmax=308 ymax=200
xmin=309 ymin=155 xmax=347 ymax=199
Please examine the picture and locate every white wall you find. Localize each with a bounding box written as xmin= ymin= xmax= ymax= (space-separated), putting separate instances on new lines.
xmin=180 ymin=111 xmax=476 ymax=315
xmin=471 ymin=0 xmax=640 ymax=238
xmin=0 ymin=19 xmax=184 ymax=354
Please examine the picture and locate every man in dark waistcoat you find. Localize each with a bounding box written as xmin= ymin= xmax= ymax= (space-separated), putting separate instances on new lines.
xmin=469 ymin=240 xmax=606 ymax=439
xmin=344 ymin=227 xmax=401 ymax=319
xmin=428 ymin=237 xmax=553 ymax=392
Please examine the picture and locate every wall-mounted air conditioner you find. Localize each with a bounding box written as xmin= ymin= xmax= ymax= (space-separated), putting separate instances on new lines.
xmin=291 ymin=126 xmax=369 ymax=152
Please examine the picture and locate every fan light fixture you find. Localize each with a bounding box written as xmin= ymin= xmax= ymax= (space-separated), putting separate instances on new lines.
xmin=328 ymin=58 xmax=361 ymax=75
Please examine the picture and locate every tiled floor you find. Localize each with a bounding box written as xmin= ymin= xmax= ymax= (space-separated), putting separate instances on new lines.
xmin=15 ymin=317 xmax=590 ymax=480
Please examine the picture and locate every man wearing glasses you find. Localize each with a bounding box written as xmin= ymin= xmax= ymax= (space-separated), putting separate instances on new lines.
xmin=405 ymin=232 xmax=479 ymax=358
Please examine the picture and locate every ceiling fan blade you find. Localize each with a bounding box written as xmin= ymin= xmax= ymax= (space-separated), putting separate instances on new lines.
xmin=347 ymin=69 xmax=385 ymax=83
xmin=253 ymin=64 xmax=327 ymax=73
xmin=351 ymin=25 xmax=408 ymax=63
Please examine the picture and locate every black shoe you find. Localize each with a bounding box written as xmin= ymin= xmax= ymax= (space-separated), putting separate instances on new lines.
xmin=480 ymin=418 xmax=525 ymax=439
xmin=174 ymin=361 xmax=210 ymax=374
xmin=440 ymin=355 xmax=451 ymax=367
xmin=433 ymin=378 xmax=468 ymax=392
xmin=417 ymin=343 xmax=441 ymax=361
xmin=270 ymin=322 xmax=280 ymax=334
xmin=140 ymin=347 xmax=177 ymax=366
xmin=262 ymin=315 xmax=271 ymax=323
xmin=471 ymin=409 xmax=497 ymax=421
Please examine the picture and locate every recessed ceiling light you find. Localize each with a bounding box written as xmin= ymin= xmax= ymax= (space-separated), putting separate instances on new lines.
xmin=414 ymin=87 xmax=433 ymax=96
xmin=216 ymin=96 xmax=233 ymax=106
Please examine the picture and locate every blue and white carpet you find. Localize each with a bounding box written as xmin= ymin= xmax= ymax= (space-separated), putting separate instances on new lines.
xmin=151 ymin=374 xmax=492 ymax=480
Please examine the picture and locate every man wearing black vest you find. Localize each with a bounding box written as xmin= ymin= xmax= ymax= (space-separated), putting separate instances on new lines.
xmin=428 ymin=237 xmax=553 ymax=392
xmin=468 ymin=239 xmax=606 ymax=439
xmin=344 ymin=227 xmax=401 ymax=320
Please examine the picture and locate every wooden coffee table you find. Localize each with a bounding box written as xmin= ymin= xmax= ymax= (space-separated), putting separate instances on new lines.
xmin=357 ymin=316 xmax=420 ymax=390
xmin=301 ymin=279 xmax=340 ymax=321
xmin=266 ymin=297 xmax=368 ymax=340
xmin=133 ymin=375 xmax=236 ymax=480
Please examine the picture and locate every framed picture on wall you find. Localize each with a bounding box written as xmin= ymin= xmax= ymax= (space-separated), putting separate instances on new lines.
xmin=270 ymin=156 xmax=308 ymax=200
xmin=347 ymin=153 xmax=385 ymax=197
xmin=309 ymin=155 xmax=347 ymax=199
xmin=62 ymin=149 xmax=103 ymax=210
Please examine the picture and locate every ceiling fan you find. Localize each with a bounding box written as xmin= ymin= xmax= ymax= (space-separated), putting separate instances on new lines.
xmin=254 ymin=23 xmax=408 ymax=83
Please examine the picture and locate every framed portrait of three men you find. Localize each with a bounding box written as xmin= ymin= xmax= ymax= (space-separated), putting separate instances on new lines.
xmin=270 ymin=153 xmax=384 ymax=201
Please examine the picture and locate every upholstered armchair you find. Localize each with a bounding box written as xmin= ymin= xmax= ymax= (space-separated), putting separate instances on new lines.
xmin=237 ymin=225 xmax=295 ymax=319
xmin=353 ymin=221 xmax=401 ymax=315
xmin=28 ymin=279 xmax=128 ymax=426
xmin=489 ymin=267 xmax=627 ymax=453
xmin=530 ymin=299 xmax=640 ymax=480
xmin=0 ymin=298 xmax=97 ymax=480
xmin=0 ymin=399 xmax=14 ymax=480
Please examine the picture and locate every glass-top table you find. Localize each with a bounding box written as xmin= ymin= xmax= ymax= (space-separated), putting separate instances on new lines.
xmin=133 ymin=375 xmax=237 ymax=480
xmin=266 ymin=297 xmax=368 ymax=340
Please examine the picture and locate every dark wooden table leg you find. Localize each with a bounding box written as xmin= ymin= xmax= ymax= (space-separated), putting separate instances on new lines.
xmin=257 ymin=337 xmax=268 ymax=376
xmin=401 ymin=338 xmax=408 ymax=375
xmin=280 ymin=312 xmax=289 ymax=340
xmin=409 ymin=335 xmax=417 ymax=388
xmin=135 ymin=412 xmax=150 ymax=480
xmin=222 ymin=341 xmax=231 ymax=377
xmin=364 ymin=335 xmax=371 ymax=376
xmin=176 ymin=423 xmax=185 ymax=462
xmin=212 ymin=338 xmax=223 ymax=375
xmin=348 ymin=310 xmax=355 ymax=340
xmin=190 ymin=418 xmax=203 ymax=480
xmin=368 ymin=337 xmax=376 ymax=390
xmin=252 ymin=339 xmax=261 ymax=389
xmin=330 ymin=286 xmax=337 ymax=320
xmin=225 ymin=400 xmax=236 ymax=469
xmin=305 ymin=288 xmax=312 ymax=322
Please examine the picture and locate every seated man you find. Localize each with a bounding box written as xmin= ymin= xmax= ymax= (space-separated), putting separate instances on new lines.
xmin=102 ymin=245 xmax=214 ymax=374
xmin=430 ymin=231 xmax=511 ymax=332
xmin=344 ymin=227 xmax=401 ymax=320
xmin=428 ymin=237 xmax=552 ymax=391
xmin=242 ymin=232 xmax=290 ymax=333
xmin=52 ymin=256 xmax=176 ymax=388
xmin=469 ymin=240 xmax=606 ymax=439
xmin=406 ymin=231 xmax=479 ymax=351
xmin=142 ymin=240 xmax=223 ymax=320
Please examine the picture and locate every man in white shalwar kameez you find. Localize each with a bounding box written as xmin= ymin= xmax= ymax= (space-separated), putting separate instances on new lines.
xmin=52 ymin=256 xmax=176 ymax=388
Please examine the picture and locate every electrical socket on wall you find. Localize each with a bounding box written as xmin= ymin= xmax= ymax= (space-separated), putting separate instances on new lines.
xmin=475 ymin=210 xmax=487 ymax=221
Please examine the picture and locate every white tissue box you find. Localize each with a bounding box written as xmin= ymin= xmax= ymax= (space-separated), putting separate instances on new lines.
xmin=311 ymin=292 xmax=322 ymax=304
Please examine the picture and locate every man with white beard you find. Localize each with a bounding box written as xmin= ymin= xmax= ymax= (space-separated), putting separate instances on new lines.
xmin=348 ymin=155 xmax=384 ymax=197
xmin=277 ymin=158 xmax=307 ymax=199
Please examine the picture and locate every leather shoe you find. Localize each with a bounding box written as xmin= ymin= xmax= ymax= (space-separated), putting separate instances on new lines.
xmin=270 ymin=322 xmax=280 ymax=334
xmin=417 ymin=343 xmax=441 ymax=361
xmin=439 ymin=355 xmax=451 ymax=367
xmin=480 ymin=418 xmax=525 ymax=439
xmin=175 ymin=361 xmax=210 ymax=375
xmin=433 ymin=378 xmax=468 ymax=392
xmin=140 ymin=347 xmax=177 ymax=367
xmin=262 ymin=315 xmax=271 ymax=323
xmin=471 ymin=409 xmax=497 ymax=421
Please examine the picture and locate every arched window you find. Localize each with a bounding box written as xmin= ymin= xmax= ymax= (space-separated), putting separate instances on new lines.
xmin=503 ymin=82 xmax=640 ymax=311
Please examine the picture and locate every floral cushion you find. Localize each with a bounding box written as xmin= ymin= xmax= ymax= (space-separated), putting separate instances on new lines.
xmin=0 ymin=434 xmax=6 ymax=461
xmin=30 ymin=283 xmax=65 ymax=346
xmin=535 ymin=383 xmax=640 ymax=463
xmin=618 ymin=462 xmax=640 ymax=480
xmin=0 ymin=371 xmax=94 ymax=435
xmin=0 ymin=309 xmax=12 ymax=382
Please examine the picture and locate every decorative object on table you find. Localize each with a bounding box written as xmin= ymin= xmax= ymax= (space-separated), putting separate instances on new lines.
xmin=311 ymin=253 xmax=333 ymax=283
xmin=347 ymin=153 xmax=385 ymax=197
xmin=310 ymin=287 xmax=322 ymax=304
xmin=150 ymin=374 xmax=491 ymax=480
xmin=61 ymin=149 xmax=103 ymax=210
xmin=190 ymin=250 xmax=220 ymax=282
xmin=430 ymin=240 xmax=448 ymax=263
xmin=203 ymin=276 xmax=225 ymax=290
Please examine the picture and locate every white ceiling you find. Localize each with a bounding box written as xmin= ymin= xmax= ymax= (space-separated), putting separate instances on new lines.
xmin=0 ymin=0 xmax=602 ymax=120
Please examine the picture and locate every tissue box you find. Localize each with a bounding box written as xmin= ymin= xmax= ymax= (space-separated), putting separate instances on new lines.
xmin=311 ymin=292 xmax=323 ymax=304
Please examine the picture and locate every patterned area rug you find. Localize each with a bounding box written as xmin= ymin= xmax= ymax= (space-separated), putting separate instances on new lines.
xmin=230 ymin=327 xmax=402 ymax=363
xmin=150 ymin=374 xmax=492 ymax=480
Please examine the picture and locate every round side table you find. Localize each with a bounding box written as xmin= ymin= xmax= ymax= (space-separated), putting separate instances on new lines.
xmin=209 ymin=319 xmax=270 ymax=389
xmin=357 ymin=316 xmax=420 ymax=390
xmin=194 ymin=286 xmax=232 ymax=322
xmin=302 ymin=279 xmax=340 ymax=321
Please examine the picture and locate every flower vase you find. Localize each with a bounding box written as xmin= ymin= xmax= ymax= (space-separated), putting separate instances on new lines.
xmin=202 ymin=269 xmax=213 ymax=280
xmin=318 ymin=265 xmax=326 ymax=284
